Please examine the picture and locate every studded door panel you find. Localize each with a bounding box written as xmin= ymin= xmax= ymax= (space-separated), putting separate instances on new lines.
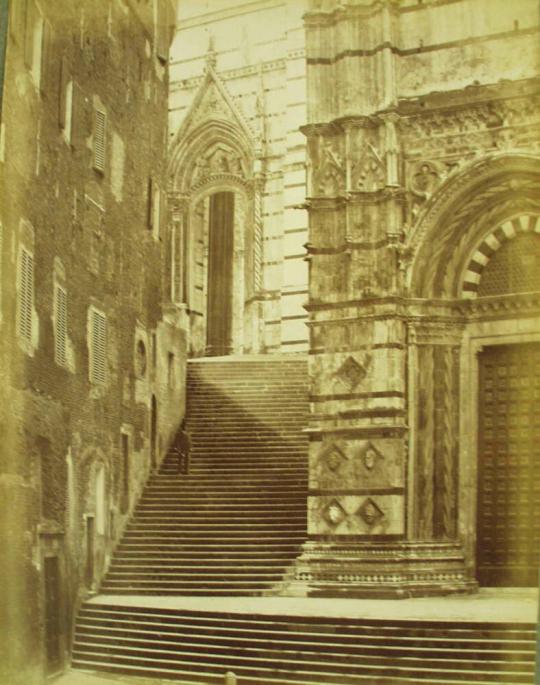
xmin=477 ymin=343 xmax=540 ymax=586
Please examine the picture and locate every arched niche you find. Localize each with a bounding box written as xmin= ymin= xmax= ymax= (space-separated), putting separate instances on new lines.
xmin=168 ymin=120 xmax=263 ymax=357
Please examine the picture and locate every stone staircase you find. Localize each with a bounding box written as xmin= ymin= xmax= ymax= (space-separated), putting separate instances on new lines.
xmin=72 ymin=355 xmax=537 ymax=685
xmin=72 ymin=603 xmax=537 ymax=684
xmin=99 ymin=355 xmax=310 ymax=596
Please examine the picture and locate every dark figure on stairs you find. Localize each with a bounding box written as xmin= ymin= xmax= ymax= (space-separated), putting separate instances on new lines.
xmin=176 ymin=419 xmax=191 ymax=474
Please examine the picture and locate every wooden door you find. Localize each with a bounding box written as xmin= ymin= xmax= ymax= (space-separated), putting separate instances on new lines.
xmin=44 ymin=556 xmax=62 ymax=675
xmin=206 ymin=191 xmax=234 ymax=356
xmin=477 ymin=343 xmax=540 ymax=585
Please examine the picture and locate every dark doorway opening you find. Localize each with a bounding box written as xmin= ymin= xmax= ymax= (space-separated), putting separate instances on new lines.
xmin=477 ymin=342 xmax=540 ymax=586
xmin=85 ymin=516 xmax=94 ymax=590
xmin=44 ymin=556 xmax=62 ymax=675
xmin=121 ymin=432 xmax=129 ymax=513
xmin=206 ymin=191 xmax=234 ymax=356
xmin=151 ymin=395 xmax=157 ymax=470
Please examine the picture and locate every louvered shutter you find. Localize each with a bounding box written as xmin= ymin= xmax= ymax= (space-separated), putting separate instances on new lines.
xmin=147 ymin=177 xmax=154 ymax=230
xmin=40 ymin=18 xmax=53 ymax=94
xmin=93 ymin=109 xmax=107 ymax=172
xmin=18 ymin=248 xmax=34 ymax=342
xmin=90 ymin=309 xmax=107 ymax=385
xmin=54 ymin=285 xmax=67 ymax=367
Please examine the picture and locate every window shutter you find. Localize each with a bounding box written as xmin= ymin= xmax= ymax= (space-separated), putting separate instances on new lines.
xmin=18 ymin=247 xmax=34 ymax=342
xmin=40 ymin=18 xmax=53 ymax=94
xmin=58 ymin=57 xmax=67 ymax=127
xmin=93 ymin=109 xmax=107 ymax=172
xmin=153 ymin=186 xmax=161 ymax=238
xmin=54 ymin=285 xmax=67 ymax=367
xmin=147 ymin=176 xmax=154 ymax=230
xmin=90 ymin=309 xmax=107 ymax=385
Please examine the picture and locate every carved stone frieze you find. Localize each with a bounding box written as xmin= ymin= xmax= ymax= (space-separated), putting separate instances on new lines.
xmin=190 ymin=142 xmax=247 ymax=189
xmin=399 ymin=96 xmax=540 ymax=160
xmin=409 ymin=321 xmax=464 ymax=346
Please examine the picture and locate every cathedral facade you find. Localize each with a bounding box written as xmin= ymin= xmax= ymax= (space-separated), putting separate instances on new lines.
xmin=168 ymin=0 xmax=540 ymax=596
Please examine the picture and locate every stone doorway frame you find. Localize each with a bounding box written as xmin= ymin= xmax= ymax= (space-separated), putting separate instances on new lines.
xmin=459 ymin=322 xmax=540 ymax=582
xmin=186 ymin=181 xmax=251 ymax=357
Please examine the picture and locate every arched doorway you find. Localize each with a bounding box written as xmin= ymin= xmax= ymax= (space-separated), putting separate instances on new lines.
xmin=463 ymin=218 xmax=540 ymax=585
xmin=188 ymin=187 xmax=248 ymax=356
xmin=406 ymin=155 xmax=540 ymax=589
xmin=206 ymin=191 xmax=235 ymax=356
xmin=168 ymin=68 xmax=264 ymax=358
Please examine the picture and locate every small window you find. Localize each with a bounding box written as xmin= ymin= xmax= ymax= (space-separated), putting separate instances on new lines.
xmin=89 ymin=307 xmax=107 ymax=385
xmin=151 ymin=332 xmax=157 ymax=369
xmin=135 ymin=339 xmax=147 ymax=378
xmin=54 ymin=284 xmax=67 ymax=367
xmin=167 ymin=352 xmax=174 ymax=388
xmin=17 ymin=247 xmax=34 ymax=343
xmin=93 ymin=109 xmax=107 ymax=172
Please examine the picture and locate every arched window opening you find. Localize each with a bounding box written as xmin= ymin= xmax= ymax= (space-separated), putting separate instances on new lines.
xmin=477 ymin=232 xmax=540 ymax=297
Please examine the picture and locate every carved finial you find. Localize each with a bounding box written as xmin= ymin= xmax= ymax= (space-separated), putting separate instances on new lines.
xmin=206 ymin=34 xmax=217 ymax=69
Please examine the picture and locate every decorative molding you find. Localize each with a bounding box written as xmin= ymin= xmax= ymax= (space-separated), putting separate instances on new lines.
xmin=461 ymin=213 xmax=540 ymax=298
xmin=407 ymin=153 xmax=540 ymax=298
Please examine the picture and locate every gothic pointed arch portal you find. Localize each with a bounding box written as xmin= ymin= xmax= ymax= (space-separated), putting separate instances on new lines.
xmin=168 ymin=65 xmax=263 ymax=357
xmin=405 ymin=153 xmax=540 ymax=587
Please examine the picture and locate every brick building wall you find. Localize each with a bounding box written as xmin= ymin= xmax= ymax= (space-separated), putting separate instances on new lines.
xmin=0 ymin=1 xmax=182 ymax=683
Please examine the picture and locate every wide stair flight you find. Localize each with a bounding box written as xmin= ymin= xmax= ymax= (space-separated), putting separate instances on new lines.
xmin=99 ymin=354 xmax=309 ymax=596
xmin=72 ymin=355 xmax=536 ymax=684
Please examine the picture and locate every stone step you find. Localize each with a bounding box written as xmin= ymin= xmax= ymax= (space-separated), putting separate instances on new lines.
xmin=72 ymin=632 xmax=536 ymax=671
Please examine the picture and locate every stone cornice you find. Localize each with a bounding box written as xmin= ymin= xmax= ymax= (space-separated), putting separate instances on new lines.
xmin=305 ymin=292 xmax=540 ymax=322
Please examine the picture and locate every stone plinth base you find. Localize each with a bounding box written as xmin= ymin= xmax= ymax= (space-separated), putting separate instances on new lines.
xmin=287 ymin=539 xmax=478 ymax=598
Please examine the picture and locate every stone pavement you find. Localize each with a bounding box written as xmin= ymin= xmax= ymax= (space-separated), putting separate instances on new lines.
xmin=88 ymin=587 xmax=539 ymax=623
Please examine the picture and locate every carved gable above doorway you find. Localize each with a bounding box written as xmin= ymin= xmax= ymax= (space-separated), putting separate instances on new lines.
xmin=169 ymin=62 xmax=256 ymax=194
